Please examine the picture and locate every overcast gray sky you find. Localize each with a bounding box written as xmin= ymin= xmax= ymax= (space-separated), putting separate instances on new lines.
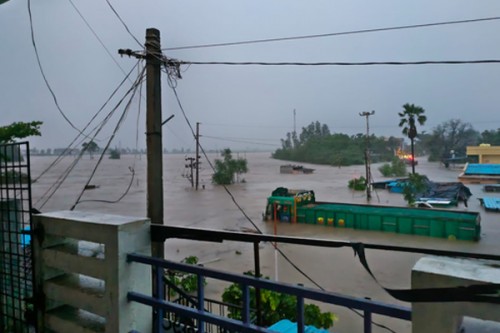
xmin=2 ymin=1 xmax=500 ymax=151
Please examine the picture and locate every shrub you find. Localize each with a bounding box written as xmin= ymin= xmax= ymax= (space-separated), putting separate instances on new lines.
xmin=109 ymin=148 xmax=121 ymax=159
xmin=222 ymin=271 xmax=337 ymax=328
xmin=165 ymin=256 xmax=206 ymax=296
xmin=379 ymin=164 xmax=392 ymax=177
xmin=348 ymin=176 xmax=366 ymax=191
xmin=378 ymin=158 xmax=407 ymax=177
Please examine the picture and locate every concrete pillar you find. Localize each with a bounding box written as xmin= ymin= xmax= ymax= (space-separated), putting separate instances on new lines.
xmin=412 ymin=256 xmax=500 ymax=333
xmin=33 ymin=211 xmax=152 ymax=333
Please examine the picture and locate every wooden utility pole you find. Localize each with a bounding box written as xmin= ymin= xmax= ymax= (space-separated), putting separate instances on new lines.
xmin=195 ymin=122 xmax=200 ymax=190
xmin=146 ymin=28 xmax=164 ymax=259
xmin=359 ymin=111 xmax=375 ymax=201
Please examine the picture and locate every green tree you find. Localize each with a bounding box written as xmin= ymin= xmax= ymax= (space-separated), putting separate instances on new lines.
xmin=480 ymin=128 xmax=500 ymax=145
xmin=222 ymin=271 xmax=337 ymax=328
xmin=0 ymin=121 xmax=42 ymax=143
xmin=109 ymin=147 xmax=121 ymax=159
xmin=398 ymin=103 xmax=426 ymax=174
xmin=422 ymin=119 xmax=479 ymax=161
xmin=82 ymin=140 xmax=99 ymax=159
xmin=212 ymin=148 xmax=248 ymax=185
xmin=273 ymin=121 xmax=399 ymax=167
xmin=0 ymin=121 xmax=42 ymax=165
xmin=379 ymin=157 xmax=407 ymax=177
xmin=232 ymin=157 xmax=248 ymax=183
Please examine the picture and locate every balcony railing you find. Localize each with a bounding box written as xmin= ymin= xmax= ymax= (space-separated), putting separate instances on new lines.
xmin=126 ymin=224 xmax=424 ymax=333
xmin=32 ymin=212 xmax=500 ymax=333
xmin=127 ymin=253 xmax=411 ymax=333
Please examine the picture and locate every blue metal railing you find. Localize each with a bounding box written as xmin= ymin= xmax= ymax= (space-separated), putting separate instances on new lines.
xmin=127 ymin=253 xmax=411 ymax=333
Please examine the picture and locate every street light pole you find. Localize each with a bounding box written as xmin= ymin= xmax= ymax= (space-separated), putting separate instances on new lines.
xmin=359 ymin=111 xmax=375 ymax=201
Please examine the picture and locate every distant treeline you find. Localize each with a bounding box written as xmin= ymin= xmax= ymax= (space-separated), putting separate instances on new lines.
xmin=273 ymin=120 xmax=500 ymax=166
xmin=272 ymin=121 xmax=402 ymax=166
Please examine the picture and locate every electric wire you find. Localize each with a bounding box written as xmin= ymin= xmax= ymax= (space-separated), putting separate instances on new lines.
xmin=164 ymin=124 xmax=193 ymax=148
xmin=202 ymin=135 xmax=281 ymax=147
xmin=165 ymin=69 xmax=395 ymax=333
xmin=36 ymin=139 xmax=92 ymax=210
xmin=32 ymin=62 xmax=141 ymax=184
xmin=35 ymin=68 xmax=145 ymax=210
xmin=35 ymin=66 xmax=142 ymax=209
xmin=134 ymin=63 xmax=144 ymax=159
xmin=104 ymin=0 xmax=142 ymax=48
xmin=72 ymin=167 xmax=135 ymax=206
xmin=27 ymin=0 xmax=92 ymax=137
xmin=180 ymin=59 xmax=500 ymax=66
xmin=70 ymin=67 xmax=145 ymax=210
xmin=203 ymin=122 xmax=291 ymax=129
xmin=75 ymin=63 xmax=146 ymax=207
xmin=67 ymin=0 xmax=132 ymax=78
xmin=163 ymin=16 xmax=500 ymax=51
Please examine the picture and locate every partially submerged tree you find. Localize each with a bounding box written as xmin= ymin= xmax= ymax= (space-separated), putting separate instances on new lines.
xmin=82 ymin=140 xmax=99 ymax=159
xmin=379 ymin=157 xmax=407 ymax=177
xmin=109 ymin=148 xmax=121 ymax=160
xmin=398 ymin=104 xmax=426 ymax=174
xmin=212 ymin=148 xmax=248 ymax=185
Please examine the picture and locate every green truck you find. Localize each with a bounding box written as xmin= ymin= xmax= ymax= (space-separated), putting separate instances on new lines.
xmin=264 ymin=187 xmax=481 ymax=241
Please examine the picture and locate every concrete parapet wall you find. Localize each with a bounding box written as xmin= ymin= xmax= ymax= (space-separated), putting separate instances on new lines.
xmin=33 ymin=211 xmax=152 ymax=333
xmin=412 ymin=256 xmax=500 ymax=333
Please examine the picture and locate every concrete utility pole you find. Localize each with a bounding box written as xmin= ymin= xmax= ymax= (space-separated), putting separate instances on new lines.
xmin=195 ymin=122 xmax=200 ymax=190
xmin=145 ymin=28 xmax=164 ymax=259
xmin=359 ymin=110 xmax=375 ymax=201
xmin=119 ymin=29 xmax=169 ymax=258
xmin=185 ymin=157 xmax=195 ymax=188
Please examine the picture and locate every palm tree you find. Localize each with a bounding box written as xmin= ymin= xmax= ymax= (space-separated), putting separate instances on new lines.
xmin=398 ymin=103 xmax=427 ymax=174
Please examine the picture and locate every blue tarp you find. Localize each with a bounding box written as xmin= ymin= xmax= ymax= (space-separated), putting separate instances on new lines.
xmin=268 ymin=319 xmax=330 ymax=333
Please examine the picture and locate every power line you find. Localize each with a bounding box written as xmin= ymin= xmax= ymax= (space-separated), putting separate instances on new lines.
xmin=202 ymin=135 xmax=280 ymax=147
xmin=33 ymin=62 xmax=142 ymax=184
xmin=203 ymin=122 xmax=291 ymax=129
xmin=27 ymin=0 xmax=90 ymax=137
xmin=71 ymin=67 xmax=146 ymax=210
xmin=73 ymin=167 xmax=135 ymax=206
xmin=179 ymin=59 xmax=500 ymax=66
xmin=163 ymin=16 xmax=500 ymax=51
xmin=67 ymin=0 xmax=133 ymax=78
xmin=35 ymin=67 xmax=146 ymax=210
xmin=105 ymin=0 xmax=142 ymax=48
xmin=165 ymin=70 xmax=395 ymax=333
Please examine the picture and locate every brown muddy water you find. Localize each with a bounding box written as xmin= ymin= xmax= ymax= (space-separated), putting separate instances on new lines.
xmin=30 ymin=153 xmax=500 ymax=332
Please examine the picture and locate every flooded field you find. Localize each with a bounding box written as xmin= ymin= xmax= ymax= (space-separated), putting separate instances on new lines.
xmin=30 ymin=152 xmax=500 ymax=332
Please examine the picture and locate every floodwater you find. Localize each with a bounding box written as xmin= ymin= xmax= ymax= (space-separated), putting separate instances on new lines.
xmin=30 ymin=153 xmax=500 ymax=332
